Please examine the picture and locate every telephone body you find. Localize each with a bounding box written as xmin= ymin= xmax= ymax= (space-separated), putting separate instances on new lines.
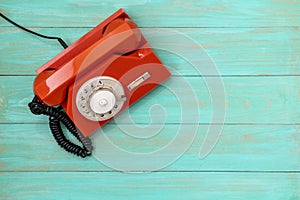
xmin=33 ymin=9 xmax=171 ymax=137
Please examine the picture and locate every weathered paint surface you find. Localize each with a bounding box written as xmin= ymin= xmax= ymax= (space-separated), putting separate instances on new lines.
xmin=0 ymin=1 xmax=300 ymax=199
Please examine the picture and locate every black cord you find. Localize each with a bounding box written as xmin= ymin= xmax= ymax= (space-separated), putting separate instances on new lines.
xmin=0 ymin=12 xmax=68 ymax=49
xmin=29 ymin=96 xmax=93 ymax=158
xmin=1 ymin=12 xmax=92 ymax=157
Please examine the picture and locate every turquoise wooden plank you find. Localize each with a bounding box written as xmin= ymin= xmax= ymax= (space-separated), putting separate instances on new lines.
xmin=1 ymin=27 xmax=299 ymax=75
xmin=1 ymin=172 xmax=300 ymax=200
xmin=0 ymin=124 xmax=299 ymax=171
xmin=0 ymin=76 xmax=299 ymax=124
xmin=0 ymin=0 xmax=299 ymax=199
xmin=1 ymin=0 xmax=300 ymax=27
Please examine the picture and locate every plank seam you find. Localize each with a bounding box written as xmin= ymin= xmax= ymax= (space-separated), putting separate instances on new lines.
xmin=0 ymin=123 xmax=299 ymax=125
xmin=1 ymin=75 xmax=300 ymax=77
xmin=1 ymin=26 xmax=300 ymax=29
xmin=1 ymin=170 xmax=300 ymax=173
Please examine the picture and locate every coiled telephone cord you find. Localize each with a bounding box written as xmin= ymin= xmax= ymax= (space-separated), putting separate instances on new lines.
xmin=1 ymin=12 xmax=93 ymax=158
xmin=29 ymin=96 xmax=93 ymax=158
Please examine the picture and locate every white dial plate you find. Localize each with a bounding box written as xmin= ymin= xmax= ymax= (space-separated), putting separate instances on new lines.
xmin=89 ymin=90 xmax=116 ymax=114
xmin=76 ymin=76 xmax=126 ymax=121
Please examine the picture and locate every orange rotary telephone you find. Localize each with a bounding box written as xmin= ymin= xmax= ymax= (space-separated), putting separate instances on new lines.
xmin=1 ymin=9 xmax=171 ymax=157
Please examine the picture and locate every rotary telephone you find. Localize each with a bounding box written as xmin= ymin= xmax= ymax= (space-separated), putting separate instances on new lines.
xmin=1 ymin=9 xmax=170 ymax=157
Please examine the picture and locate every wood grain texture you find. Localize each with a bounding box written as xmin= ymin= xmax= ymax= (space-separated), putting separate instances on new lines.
xmin=1 ymin=0 xmax=300 ymax=199
xmin=1 ymin=0 xmax=300 ymax=27
xmin=1 ymin=172 xmax=300 ymax=200
xmin=0 ymin=76 xmax=299 ymax=124
xmin=0 ymin=124 xmax=299 ymax=171
xmin=1 ymin=27 xmax=299 ymax=75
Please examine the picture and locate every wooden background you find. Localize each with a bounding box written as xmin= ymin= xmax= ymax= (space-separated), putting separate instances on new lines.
xmin=0 ymin=0 xmax=300 ymax=199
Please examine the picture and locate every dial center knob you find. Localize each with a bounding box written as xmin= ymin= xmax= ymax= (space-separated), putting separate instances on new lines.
xmin=99 ymin=99 xmax=108 ymax=106
xmin=89 ymin=90 xmax=116 ymax=114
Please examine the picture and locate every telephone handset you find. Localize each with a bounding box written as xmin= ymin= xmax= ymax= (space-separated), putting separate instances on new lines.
xmin=28 ymin=9 xmax=171 ymax=157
